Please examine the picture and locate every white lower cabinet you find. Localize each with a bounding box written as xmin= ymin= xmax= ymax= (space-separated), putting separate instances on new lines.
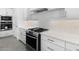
xmin=46 ymin=44 xmax=64 ymax=51
xmin=41 ymin=34 xmax=65 ymax=51
xmin=19 ymin=28 xmax=26 ymax=44
xmin=42 ymin=34 xmax=65 ymax=47
xmin=41 ymin=39 xmax=65 ymax=51
xmin=41 ymin=34 xmax=79 ymax=51
xmin=66 ymin=42 xmax=79 ymax=51
xmin=20 ymin=34 xmax=26 ymax=44
xmin=41 ymin=42 xmax=47 ymax=51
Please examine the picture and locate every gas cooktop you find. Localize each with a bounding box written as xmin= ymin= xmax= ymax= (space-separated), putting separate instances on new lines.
xmin=28 ymin=27 xmax=48 ymax=32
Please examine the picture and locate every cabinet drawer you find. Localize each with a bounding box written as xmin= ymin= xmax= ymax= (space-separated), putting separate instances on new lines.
xmin=41 ymin=42 xmax=47 ymax=51
xmin=41 ymin=38 xmax=47 ymax=51
xmin=41 ymin=35 xmax=65 ymax=47
xmin=46 ymin=43 xmax=65 ymax=51
xmin=66 ymin=42 xmax=79 ymax=51
xmin=20 ymin=31 xmax=26 ymax=36
xmin=19 ymin=28 xmax=26 ymax=36
xmin=41 ymin=38 xmax=64 ymax=51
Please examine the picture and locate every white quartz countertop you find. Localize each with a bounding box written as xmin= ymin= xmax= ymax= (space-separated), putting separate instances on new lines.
xmin=18 ymin=25 xmax=29 ymax=29
xmin=18 ymin=25 xmax=36 ymax=29
xmin=42 ymin=30 xmax=79 ymax=45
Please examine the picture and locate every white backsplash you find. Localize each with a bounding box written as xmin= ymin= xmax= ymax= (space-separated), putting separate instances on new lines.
xmin=48 ymin=19 xmax=79 ymax=34
xmin=38 ymin=9 xmax=66 ymax=28
xmin=24 ymin=20 xmax=39 ymax=27
xmin=28 ymin=8 xmax=66 ymax=29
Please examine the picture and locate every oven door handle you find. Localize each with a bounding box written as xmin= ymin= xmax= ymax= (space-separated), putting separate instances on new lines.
xmin=26 ymin=34 xmax=37 ymax=39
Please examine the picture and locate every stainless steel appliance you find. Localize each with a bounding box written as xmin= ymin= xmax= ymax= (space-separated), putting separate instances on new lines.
xmin=0 ymin=16 xmax=12 ymax=31
xmin=1 ymin=22 xmax=12 ymax=31
xmin=1 ymin=16 xmax=12 ymax=21
xmin=26 ymin=27 xmax=48 ymax=51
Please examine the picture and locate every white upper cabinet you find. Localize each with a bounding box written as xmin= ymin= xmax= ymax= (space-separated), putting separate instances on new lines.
xmin=6 ymin=8 xmax=14 ymax=16
xmin=0 ymin=8 xmax=6 ymax=15
xmin=15 ymin=8 xmax=25 ymax=26
xmin=0 ymin=8 xmax=14 ymax=16
xmin=14 ymin=8 xmax=29 ymax=26
xmin=65 ymin=8 xmax=79 ymax=18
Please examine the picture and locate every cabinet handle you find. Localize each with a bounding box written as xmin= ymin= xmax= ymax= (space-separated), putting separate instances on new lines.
xmin=48 ymin=39 xmax=54 ymax=42
xmin=47 ymin=47 xmax=54 ymax=51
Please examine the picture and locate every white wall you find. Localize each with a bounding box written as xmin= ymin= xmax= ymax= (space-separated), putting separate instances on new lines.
xmin=65 ymin=8 xmax=79 ymax=18
xmin=40 ymin=9 xmax=66 ymax=28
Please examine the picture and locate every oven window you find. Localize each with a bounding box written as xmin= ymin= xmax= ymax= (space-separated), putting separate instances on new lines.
xmin=26 ymin=35 xmax=37 ymax=50
xmin=1 ymin=22 xmax=12 ymax=30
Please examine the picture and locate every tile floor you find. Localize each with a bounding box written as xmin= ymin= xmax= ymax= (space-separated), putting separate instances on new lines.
xmin=0 ymin=36 xmax=32 ymax=51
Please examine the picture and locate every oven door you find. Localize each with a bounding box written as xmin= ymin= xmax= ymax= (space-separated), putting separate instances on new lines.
xmin=1 ymin=22 xmax=12 ymax=30
xmin=26 ymin=34 xmax=37 ymax=50
xmin=1 ymin=16 xmax=12 ymax=21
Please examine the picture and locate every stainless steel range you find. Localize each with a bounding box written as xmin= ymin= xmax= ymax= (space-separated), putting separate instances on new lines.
xmin=26 ymin=27 xmax=48 ymax=51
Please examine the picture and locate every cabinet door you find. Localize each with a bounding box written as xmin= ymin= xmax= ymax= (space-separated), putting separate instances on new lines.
xmin=6 ymin=8 xmax=14 ymax=16
xmin=66 ymin=42 xmax=79 ymax=51
xmin=15 ymin=8 xmax=25 ymax=26
xmin=46 ymin=42 xmax=65 ymax=51
xmin=19 ymin=28 xmax=23 ymax=39
xmin=0 ymin=8 xmax=6 ymax=15
xmin=19 ymin=28 xmax=26 ymax=44
xmin=41 ymin=38 xmax=48 ymax=51
xmin=41 ymin=35 xmax=65 ymax=51
xmin=41 ymin=34 xmax=65 ymax=47
xmin=0 ymin=8 xmax=14 ymax=16
xmin=21 ymin=34 xmax=26 ymax=44
xmin=14 ymin=27 xmax=20 ymax=39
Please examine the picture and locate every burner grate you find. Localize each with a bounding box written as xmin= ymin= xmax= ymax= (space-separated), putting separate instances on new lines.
xmin=28 ymin=27 xmax=48 ymax=32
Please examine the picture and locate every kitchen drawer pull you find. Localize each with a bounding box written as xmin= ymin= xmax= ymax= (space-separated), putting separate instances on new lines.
xmin=47 ymin=47 xmax=54 ymax=51
xmin=48 ymin=39 xmax=54 ymax=42
xmin=26 ymin=34 xmax=37 ymax=39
